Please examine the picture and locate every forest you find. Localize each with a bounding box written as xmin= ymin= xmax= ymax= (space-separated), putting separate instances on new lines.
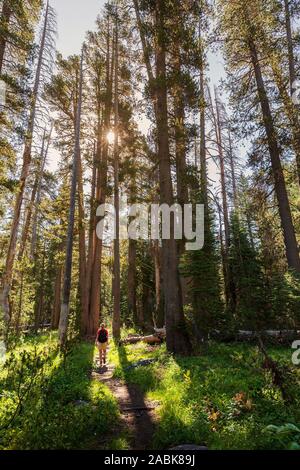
xmin=0 ymin=0 xmax=300 ymax=452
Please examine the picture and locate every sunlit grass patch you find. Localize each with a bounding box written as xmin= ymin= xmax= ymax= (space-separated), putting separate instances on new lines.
xmin=109 ymin=340 xmax=300 ymax=450
xmin=0 ymin=333 xmax=119 ymax=450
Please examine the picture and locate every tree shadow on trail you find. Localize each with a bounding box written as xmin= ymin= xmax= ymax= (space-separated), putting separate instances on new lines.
xmin=116 ymin=344 xmax=156 ymax=450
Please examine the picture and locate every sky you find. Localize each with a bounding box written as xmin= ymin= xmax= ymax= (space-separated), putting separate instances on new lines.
xmin=50 ymin=0 xmax=105 ymax=57
xmin=50 ymin=0 xmax=224 ymax=81
xmin=47 ymin=1 xmax=105 ymax=171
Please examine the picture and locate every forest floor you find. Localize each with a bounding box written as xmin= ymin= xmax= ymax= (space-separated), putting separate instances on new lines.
xmin=106 ymin=339 xmax=300 ymax=450
xmin=1 ymin=332 xmax=300 ymax=450
xmin=92 ymin=354 xmax=157 ymax=450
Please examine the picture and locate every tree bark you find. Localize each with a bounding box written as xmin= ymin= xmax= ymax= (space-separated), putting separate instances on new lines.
xmin=85 ymin=142 xmax=97 ymax=332
xmin=199 ymin=28 xmax=207 ymax=205
xmin=18 ymin=173 xmax=40 ymax=262
xmin=34 ymin=242 xmax=46 ymax=331
xmin=172 ymin=38 xmax=190 ymax=305
xmin=215 ymin=90 xmax=230 ymax=252
xmin=127 ymin=180 xmax=138 ymax=326
xmin=133 ymin=0 xmax=191 ymax=354
xmin=15 ymin=272 xmax=24 ymax=335
xmin=128 ymin=238 xmax=137 ymax=323
xmin=77 ymin=148 xmax=88 ymax=332
xmin=30 ymin=127 xmax=52 ymax=258
xmin=173 ymin=47 xmax=188 ymax=224
xmin=152 ymin=239 xmax=164 ymax=328
xmin=89 ymin=16 xmax=114 ymax=337
xmin=112 ymin=17 xmax=121 ymax=340
xmin=52 ymin=265 xmax=62 ymax=329
xmin=154 ymin=0 xmax=191 ymax=354
xmin=59 ymin=50 xmax=84 ymax=348
xmin=228 ymin=130 xmax=238 ymax=209
xmin=214 ymin=90 xmax=233 ymax=307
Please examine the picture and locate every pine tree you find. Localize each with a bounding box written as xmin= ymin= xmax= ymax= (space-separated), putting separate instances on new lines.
xmin=217 ymin=0 xmax=300 ymax=273
xmin=0 ymin=1 xmax=55 ymax=334
xmin=228 ymin=211 xmax=267 ymax=330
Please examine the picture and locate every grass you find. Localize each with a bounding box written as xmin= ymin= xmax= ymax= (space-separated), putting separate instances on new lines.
xmin=109 ymin=340 xmax=300 ymax=450
xmin=1 ymin=331 xmax=299 ymax=450
xmin=0 ymin=333 xmax=119 ymax=450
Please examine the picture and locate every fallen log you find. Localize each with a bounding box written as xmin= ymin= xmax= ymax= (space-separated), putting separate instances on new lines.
xmin=122 ymin=334 xmax=162 ymax=345
xmin=121 ymin=326 xmax=166 ymax=345
xmin=211 ymin=329 xmax=300 ymax=344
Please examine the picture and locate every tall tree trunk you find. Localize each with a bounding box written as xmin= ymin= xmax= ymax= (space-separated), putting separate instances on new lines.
xmin=59 ymin=50 xmax=83 ymax=348
xmin=214 ymin=90 xmax=233 ymax=307
xmin=133 ymin=0 xmax=191 ymax=354
xmin=18 ymin=177 xmax=39 ymax=261
xmin=89 ymin=17 xmax=114 ymax=337
xmin=215 ymin=90 xmax=230 ymax=251
xmin=199 ymin=32 xmax=207 ymax=205
xmin=173 ymin=49 xmax=188 ymax=224
xmin=87 ymin=124 xmax=103 ymax=336
xmin=246 ymin=210 xmax=255 ymax=251
xmin=85 ymin=142 xmax=97 ymax=332
xmin=151 ymin=169 xmax=164 ymax=328
xmin=128 ymin=238 xmax=137 ymax=324
xmin=228 ymin=130 xmax=238 ymax=209
xmin=52 ymin=265 xmax=62 ymax=329
xmin=15 ymin=272 xmax=24 ymax=335
xmin=16 ymin=128 xmax=49 ymax=267
xmin=0 ymin=0 xmax=11 ymax=74
xmin=0 ymin=2 xmax=49 ymax=330
xmin=173 ymin=39 xmax=189 ymax=305
xmin=152 ymin=239 xmax=164 ymax=328
xmin=127 ymin=182 xmax=137 ymax=325
xmin=154 ymin=0 xmax=191 ymax=355
xmin=34 ymin=242 xmax=46 ymax=331
xmin=248 ymin=37 xmax=300 ymax=273
xmin=88 ymin=143 xmax=105 ymax=337
xmin=77 ymin=149 xmax=88 ymax=334
xmin=216 ymin=199 xmax=227 ymax=300
xmin=189 ymin=19 xmax=214 ymax=341
xmin=31 ymin=126 xmax=52 ymax=258
xmin=112 ymin=18 xmax=121 ymax=340
xmin=51 ymin=233 xmax=65 ymax=330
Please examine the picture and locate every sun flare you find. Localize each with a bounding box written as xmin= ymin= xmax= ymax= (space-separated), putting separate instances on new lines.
xmin=107 ymin=130 xmax=115 ymax=145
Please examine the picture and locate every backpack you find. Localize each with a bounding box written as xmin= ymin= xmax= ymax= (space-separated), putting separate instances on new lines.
xmin=98 ymin=329 xmax=108 ymax=343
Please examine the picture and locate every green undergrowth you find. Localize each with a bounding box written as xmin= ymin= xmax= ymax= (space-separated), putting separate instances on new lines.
xmin=1 ymin=330 xmax=299 ymax=450
xmin=0 ymin=333 xmax=119 ymax=449
xmin=110 ymin=339 xmax=300 ymax=450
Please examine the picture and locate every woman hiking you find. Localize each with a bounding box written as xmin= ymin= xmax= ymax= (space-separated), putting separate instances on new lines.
xmin=95 ymin=323 xmax=109 ymax=367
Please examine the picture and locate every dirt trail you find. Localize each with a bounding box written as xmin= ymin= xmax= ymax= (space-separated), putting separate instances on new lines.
xmin=92 ymin=355 xmax=158 ymax=450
